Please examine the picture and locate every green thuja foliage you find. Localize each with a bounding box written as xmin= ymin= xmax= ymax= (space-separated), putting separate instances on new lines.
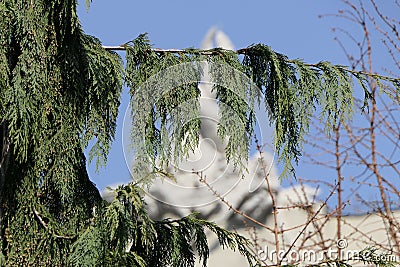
xmin=0 ymin=2 xmax=256 ymax=266
xmin=126 ymin=37 xmax=400 ymax=179
xmin=1 ymin=0 xmax=400 ymax=266
xmin=68 ymin=183 xmax=256 ymax=267
xmin=126 ymin=35 xmax=205 ymax=183
xmin=0 ymin=0 xmax=122 ymax=265
xmin=242 ymin=45 xmax=398 ymax=177
xmin=208 ymin=49 xmax=255 ymax=172
xmin=242 ymin=45 xmax=356 ymax=177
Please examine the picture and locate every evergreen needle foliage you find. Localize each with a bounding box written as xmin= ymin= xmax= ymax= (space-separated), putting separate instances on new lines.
xmin=0 ymin=0 xmax=400 ymax=266
xmin=126 ymin=35 xmax=400 ymax=179
xmin=0 ymin=1 xmax=255 ymax=266
xmin=0 ymin=0 xmax=121 ymax=265
xmin=68 ymin=183 xmax=255 ymax=267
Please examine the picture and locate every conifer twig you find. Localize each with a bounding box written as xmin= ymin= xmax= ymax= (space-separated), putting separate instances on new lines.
xmin=33 ymin=208 xmax=75 ymax=240
xmin=102 ymin=45 xmax=400 ymax=82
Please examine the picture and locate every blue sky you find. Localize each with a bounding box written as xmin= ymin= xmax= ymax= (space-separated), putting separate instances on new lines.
xmin=78 ymin=1 xmax=348 ymax=62
xmin=78 ymin=1 xmax=398 ymax=214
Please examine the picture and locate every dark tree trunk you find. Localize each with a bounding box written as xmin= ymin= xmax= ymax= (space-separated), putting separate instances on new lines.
xmin=0 ymin=121 xmax=10 ymax=252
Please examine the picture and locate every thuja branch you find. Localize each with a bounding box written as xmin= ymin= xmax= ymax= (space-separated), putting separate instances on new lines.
xmin=103 ymin=45 xmax=400 ymax=83
xmin=122 ymin=33 xmax=400 ymax=181
xmin=33 ymin=208 xmax=76 ymax=240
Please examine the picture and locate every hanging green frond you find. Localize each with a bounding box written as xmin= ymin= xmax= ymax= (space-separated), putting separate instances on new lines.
xmin=126 ymin=34 xmax=204 ymax=183
xmin=2 ymin=0 xmax=400 ymax=265
xmin=81 ymin=34 xmax=123 ymax=170
xmin=242 ymin=44 xmax=301 ymax=177
xmin=0 ymin=0 xmax=122 ymax=265
xmin=85 ymin=0 xmax=92 ymax=11
xmin=68 ymin=183 xmax=256 ymax=267
xmin=126 ymin=37 xmax=261 ymax=179
xmin=125 ymin=36 xmax=399 ymax=179
xmin=207 ymin=49 xmax=256 ymax=172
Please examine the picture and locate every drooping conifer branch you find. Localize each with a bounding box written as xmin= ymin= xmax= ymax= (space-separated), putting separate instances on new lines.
xmin=103 ymin=45 xmax=400 ymax=85
xmin=33 ymin=208 xmax=76 ymax=240
xmin=1 ymin=3 xmax=260 ymax=266
xmin=1 ymin=0 xmax=399 ymax=263
xmin=122 ymin=34 xmax=400 ymax=180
